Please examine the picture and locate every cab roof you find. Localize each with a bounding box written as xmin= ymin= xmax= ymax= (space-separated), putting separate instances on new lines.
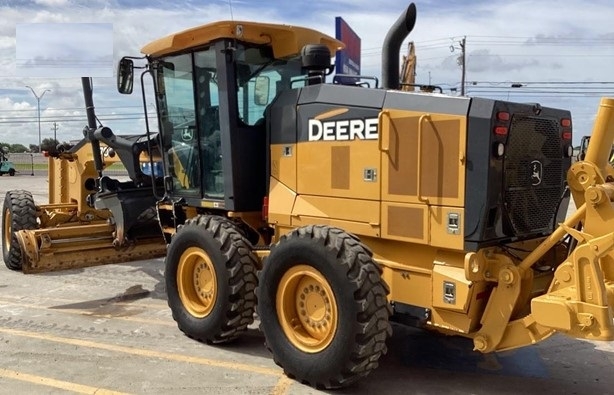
xmin=141 ymin=20 xmax=344 ymax=59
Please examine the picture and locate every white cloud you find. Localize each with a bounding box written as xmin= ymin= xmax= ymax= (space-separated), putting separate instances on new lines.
xmin=34 ymin=0 xmax=70 ymax=5
xmin=0 ymin=0 xmax=611 ymax=146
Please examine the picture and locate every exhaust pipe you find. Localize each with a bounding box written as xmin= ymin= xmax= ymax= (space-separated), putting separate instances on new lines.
xmin=381 ymin=3 xmax=417 ymax=90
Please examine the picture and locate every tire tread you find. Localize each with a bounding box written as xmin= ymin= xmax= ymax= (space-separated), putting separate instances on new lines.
xmin=169 ymin=215 xmax=258 ymax=344
xmin=2 ymin=190 xmax=37 ymax=270
xmin=259 ymin=224 xmax=391 ymax=389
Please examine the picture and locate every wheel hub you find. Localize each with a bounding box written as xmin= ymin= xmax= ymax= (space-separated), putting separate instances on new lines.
xmin=195 ymin=261 xmax=215 ymax=302
xmin=177 ymin=247 xmax=217 ymax=318
xmin=277 ymin=265 xmax=338 ymax=353
xmin=297 ymin=279 xmax=333 ymax=335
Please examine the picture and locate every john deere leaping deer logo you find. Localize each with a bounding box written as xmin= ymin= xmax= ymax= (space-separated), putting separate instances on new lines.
xmin=530 ymin=160 xmax=543 ymax=186
xmin=181 ymin=127 xmax=194 ymax=142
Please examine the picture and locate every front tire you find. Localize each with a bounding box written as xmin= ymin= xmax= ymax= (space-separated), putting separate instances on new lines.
xmin=165 ymin=215 xmax=258 ymax=343
xmin=2 ymin=190 xmax=37 ymax=270
xmin=257 ymin=225 xmax=391 ymax=389
xmin=8 ymin=169 xmax=15 ymax=176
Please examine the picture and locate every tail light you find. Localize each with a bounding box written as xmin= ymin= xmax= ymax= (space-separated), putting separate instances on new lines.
xmin=561 ymin=118 xmax=572 ymax=141
xmin=262 ymin=196 xmax=269 ymax=221
xmin=494 ymin=126 xmax=508 ymax=136
xmin=497 ymin=111 xmax=510 ymax=121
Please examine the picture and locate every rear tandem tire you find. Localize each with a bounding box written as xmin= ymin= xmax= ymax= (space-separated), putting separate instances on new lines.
xmin=165 ymin=215 xmax=258 ymax=343
xmin=257 ymin=225 xmax=392 ymax=389
xmin=2 ymin=190 xmax=37 ymax=271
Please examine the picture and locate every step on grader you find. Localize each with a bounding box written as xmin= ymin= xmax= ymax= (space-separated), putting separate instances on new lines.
xmin=4 ymin=2 xmax=614 ymax=389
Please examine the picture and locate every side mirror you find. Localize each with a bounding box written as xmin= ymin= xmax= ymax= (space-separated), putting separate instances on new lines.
xmin=254 ymin=76 xmax=270 ymax=106
xmin=117 ymin=57 xmax=134 ymax=94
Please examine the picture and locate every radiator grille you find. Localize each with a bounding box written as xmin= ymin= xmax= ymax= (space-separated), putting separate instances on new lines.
xmin=504 ymin=116 xmax=563 ymax=234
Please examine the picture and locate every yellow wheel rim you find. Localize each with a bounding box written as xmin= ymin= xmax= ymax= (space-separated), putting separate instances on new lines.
xmin=276 ymin=264 xmax=338 ymax=353
xmin=3 ymin=208 xmax=11 ymax=252
xmin=177 ymin=246 xmax=217 ymax=318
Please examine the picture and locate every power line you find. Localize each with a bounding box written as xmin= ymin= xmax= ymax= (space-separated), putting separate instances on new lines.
xmin=360 ymin=35 xmax=614 ymax=58
xmin=0 ymin=105 xmax=146 ymax=113
xmin=0 ymin=116 xmax=150 ymax=125
xmin=0 ymin=112 xmax=154 ymax=121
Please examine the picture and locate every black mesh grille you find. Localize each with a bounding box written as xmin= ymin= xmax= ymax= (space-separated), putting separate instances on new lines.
xmin=504 ymin=116 xmax=563 ymax=234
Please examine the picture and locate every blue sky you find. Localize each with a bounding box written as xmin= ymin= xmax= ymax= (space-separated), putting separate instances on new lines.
xmin=0 ymin=0 xmax=612 ymax=146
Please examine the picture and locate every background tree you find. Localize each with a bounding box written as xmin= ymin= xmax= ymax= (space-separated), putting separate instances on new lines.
xmin=0 ymin=142 xmax=30 ymax=153
xmin=9 ymin=143 xmax=29 ymax=153
xmin=40 ymin=138 xmax=60 ymax=152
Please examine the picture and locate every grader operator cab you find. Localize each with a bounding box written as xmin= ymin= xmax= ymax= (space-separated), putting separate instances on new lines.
xmin=4 ymin=1 xmax=614 ymax=389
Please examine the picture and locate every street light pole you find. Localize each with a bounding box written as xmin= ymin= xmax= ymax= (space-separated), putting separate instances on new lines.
xmin=25 ymin=86 xmax=51 ymax=153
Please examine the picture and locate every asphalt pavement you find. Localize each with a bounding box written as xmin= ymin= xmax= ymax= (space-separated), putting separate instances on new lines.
xmin=0 ymin=174 xmax=612 ymax=395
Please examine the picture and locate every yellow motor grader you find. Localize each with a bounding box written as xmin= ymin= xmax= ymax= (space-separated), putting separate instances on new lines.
xmin=5 ymin=1 xmax=614 ymax=389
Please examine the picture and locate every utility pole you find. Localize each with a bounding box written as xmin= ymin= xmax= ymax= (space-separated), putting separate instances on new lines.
xmin=51 ymin=122 xmax=59 ymax=142
xmin=25 ymin=86 xmax=51 ymax=153
xmin=459 ymin=37 xmax=466 ymax=96
xmin=450 ymin=36 xmax=467 ymax=96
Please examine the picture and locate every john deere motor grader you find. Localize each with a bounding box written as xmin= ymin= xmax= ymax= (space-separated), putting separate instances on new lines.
xmin=110 ymin=3 xmax=614 ymax=387
xmin=6 ymin=0 xmax=613 ymax=389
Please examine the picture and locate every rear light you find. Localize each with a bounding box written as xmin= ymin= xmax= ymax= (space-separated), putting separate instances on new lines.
xmin=562 ymin=131 xmax=572 ymax=140
xmin=262 ymin=196 xmax=269 ymax=221
xmin=43 ymin=151 xmax=49 ymax=157
xmin=497 ymin=111 xmax=510 ymax=121
xmin=494 ymin=126 xmax=508 ymax=136
xmin=564 ymin=145 xmax=573 ymax=158
xmin=561 ymin=118 xmax=571 ymax=127
xmin=493 ymin=142 xmax=505 ymax=158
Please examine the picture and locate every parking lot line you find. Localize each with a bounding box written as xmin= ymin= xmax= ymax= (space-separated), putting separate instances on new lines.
xmin=0 ymin=327 xmax=281 ymax=377
xmin=271 ymin=376 xmax=294 ymax=395
xmin=0 ymin=367 xmax=130 ymax=395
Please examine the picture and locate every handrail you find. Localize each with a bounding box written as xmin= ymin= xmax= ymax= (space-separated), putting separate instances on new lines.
xmin=417 ymin=114 xmax=431 ymax=204
xmin=378 ymin=110 xmax=390 ymax=153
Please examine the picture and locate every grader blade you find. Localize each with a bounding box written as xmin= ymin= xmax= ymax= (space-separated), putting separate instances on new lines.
xmin=16 ymin=223 xmax=167 ymax=273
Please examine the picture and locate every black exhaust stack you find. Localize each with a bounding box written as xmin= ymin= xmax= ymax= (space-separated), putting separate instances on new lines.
xmin=382 ymin=3 xmax=417 ymax=90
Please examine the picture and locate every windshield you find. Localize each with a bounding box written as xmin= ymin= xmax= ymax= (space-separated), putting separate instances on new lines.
xmin=156 ymin=48 xmax=221 ymax=198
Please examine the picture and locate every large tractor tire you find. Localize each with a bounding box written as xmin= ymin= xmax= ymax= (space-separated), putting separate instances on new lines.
xmin=2 ymin=190 xmax=37 ymax=271
xmin=257 ymin=225 xmax=392 ymax=389
xmin=165 ymin=215 xmax=258 ymax=344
